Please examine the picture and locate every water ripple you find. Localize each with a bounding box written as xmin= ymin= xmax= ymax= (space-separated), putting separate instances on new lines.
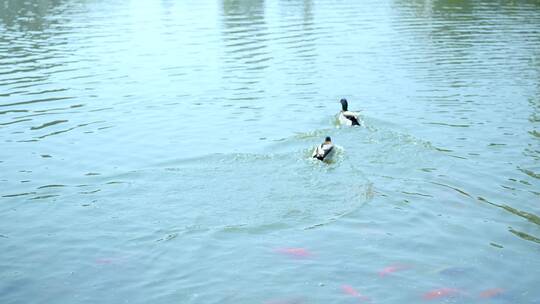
xmin=1 ymin=1 xmax=540 ymax=302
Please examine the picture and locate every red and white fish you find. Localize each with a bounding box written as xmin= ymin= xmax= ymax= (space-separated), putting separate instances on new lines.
xmin=341 ymin=285 xmax=371 ymax=302
xmin=275 ymin=247 xmax=312 ymax=258
xmin=378 ymin=264 xmax=410 ymax=277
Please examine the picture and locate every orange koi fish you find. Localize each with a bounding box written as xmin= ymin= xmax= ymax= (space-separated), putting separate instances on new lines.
xmin=378 ymin=264 xmax=410 ymax=277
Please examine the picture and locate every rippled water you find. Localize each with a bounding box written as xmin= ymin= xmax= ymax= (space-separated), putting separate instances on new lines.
xmin=1 ymin=0 xmax=539 ymax=303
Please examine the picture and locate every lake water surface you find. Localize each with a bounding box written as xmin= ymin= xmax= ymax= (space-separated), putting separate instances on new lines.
xmin=1 ymin=0 xmax=539 ymax=303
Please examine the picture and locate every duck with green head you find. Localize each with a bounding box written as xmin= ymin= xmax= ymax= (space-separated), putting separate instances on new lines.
xmin=338 ymin=98 xmax=360 ymax=126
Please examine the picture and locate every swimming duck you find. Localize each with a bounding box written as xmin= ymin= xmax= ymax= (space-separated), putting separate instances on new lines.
xmin=312 ymin=136 xmax=335 ymax=161
xmin=338 ymin=98 xmax=360 ymax=126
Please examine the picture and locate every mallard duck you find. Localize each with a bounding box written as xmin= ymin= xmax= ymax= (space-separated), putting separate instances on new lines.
xmin=338 ymin=98 xmax=360 ymax=126
xmin=312 ymin=136 xmax=335 ymax=161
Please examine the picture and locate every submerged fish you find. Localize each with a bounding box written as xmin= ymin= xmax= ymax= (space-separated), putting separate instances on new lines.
xmin=264 ymin=298 xmax=304 ymax=304
xmin=378 ymin=264 xmax=410 ymax=277
xmin=479 ymin=288 xmax=505 ymax=299
xmin=341 ymin=285 xmax=370 ymax=302
xmin=96 ymin=258 xmax=116 ymax=265
xmin=438 ymin=266 xmax=472 ymax=276
xmin=95 ymin=256 xmax=128 ymax=265
xmin=275 ymin=247 xmax=312 ymax=258
xmin=423 ymin=288 xmax=460 ymax=300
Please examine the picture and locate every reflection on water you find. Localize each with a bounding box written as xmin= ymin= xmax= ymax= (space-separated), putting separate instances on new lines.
xmin=222 ymin=0 xmax=268 ymax=102
xmin=1 ymin=0 xmax=540 ymax=303
xmin=0 ymin=0 xmax=64 ymax=31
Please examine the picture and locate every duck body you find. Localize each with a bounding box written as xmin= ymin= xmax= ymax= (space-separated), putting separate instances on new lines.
xmin=338 ymin=111 xmax=360 ymax=126
xmin=338 ymin=98 xmax=361 ymax=126
xmin=312 ymin=137 xmax=335 ymax=161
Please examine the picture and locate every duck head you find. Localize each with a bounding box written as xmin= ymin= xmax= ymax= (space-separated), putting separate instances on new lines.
xmin=340 ymin=98 xmax=348 ymax=111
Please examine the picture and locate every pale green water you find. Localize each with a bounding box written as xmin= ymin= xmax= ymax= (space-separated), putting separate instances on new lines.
xmin=1 ymin=0 xmax=540 ymax=303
